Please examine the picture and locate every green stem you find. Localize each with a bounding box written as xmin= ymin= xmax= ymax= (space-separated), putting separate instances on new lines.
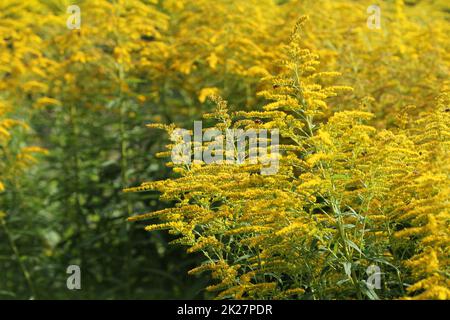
xmin=1 ymin=218 xmax=37 ymax=299
xmin=69 ymin=103 xmax=86 ymax=274
xmin=333 ymin=200 xmax=363 ymax=300
xmin=117 ymin=62 xmax=133 ymax=299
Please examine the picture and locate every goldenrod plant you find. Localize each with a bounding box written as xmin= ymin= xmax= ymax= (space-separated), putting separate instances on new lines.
xmin=127 ymin=16 xmax=449 ymax=300
xmin=0 ymin=0 xmax=448 ymax=300
xmin=392 ymin=92 xmax=450 ymax=299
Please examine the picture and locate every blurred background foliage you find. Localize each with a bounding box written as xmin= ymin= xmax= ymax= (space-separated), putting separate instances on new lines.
xmin=0 ymin=0 xmax=448 ymax=299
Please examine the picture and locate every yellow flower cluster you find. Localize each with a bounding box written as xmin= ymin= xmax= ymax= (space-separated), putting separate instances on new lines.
xmin=282 ymin=0 xmax=449 ymax=127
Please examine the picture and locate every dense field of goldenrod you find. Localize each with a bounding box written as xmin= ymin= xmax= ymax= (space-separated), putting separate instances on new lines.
xmin=0 ymin=0 xmax=448 ymax=300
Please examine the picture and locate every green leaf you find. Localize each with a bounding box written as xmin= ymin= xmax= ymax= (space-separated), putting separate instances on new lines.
xmin=362 ymin=283 xmax=380 ymax=300
xmin=343 ymin=262 xmax=352 ymax=277
xmin=346 ymin=239 xmax=364 ymax=256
